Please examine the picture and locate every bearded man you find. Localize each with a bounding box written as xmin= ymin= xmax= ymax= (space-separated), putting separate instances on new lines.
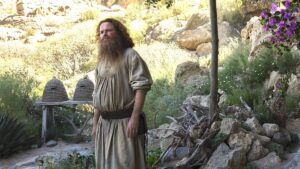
xmin=92 ymin=18 xmax=152 ymax=169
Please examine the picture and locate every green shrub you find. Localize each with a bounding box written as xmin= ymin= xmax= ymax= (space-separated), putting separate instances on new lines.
xmin=212 ymin=133 xmax=229 ymax=147
xmin=0 ymin=73 xmax=38 ymax=119
xmin=79 ymin=8 xmax=100 ymax=21
xmin=146 ymin=148 xmax=161 ymax=167
xmin=0 ymin=113 xmax=37 ymax=158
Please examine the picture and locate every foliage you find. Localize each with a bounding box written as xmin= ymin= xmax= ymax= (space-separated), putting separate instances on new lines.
xmin=0 ymin=72 xmax=38 ymax=119
xmin=34 ymin=22 xmax=97 ymax=80
xmin=212 ymin=133 xmax=229 ymax=147
xmin=218 ymin=43 xmax=300 ymax=123
xmin=0 ymin=113 xmax=37 ymax=158
xmin=79 ymin=8 xmax=100 ymax=21
xmin=260 ymin=0 xmax=300 ymax=49
xmin=40 ymin=152 xmax=95 ymax=169
xmin=146 ymin=148 xmax=161 ymax=167
xmin=268 ymin=142 xmax=284 ymax=158
xmin=144 ymin=0 xmax=174 ymax=8
xmin=285 ymin=94 xmax=300 ymax=114
xmin=241 ymin=164 xmax=259 ymax=169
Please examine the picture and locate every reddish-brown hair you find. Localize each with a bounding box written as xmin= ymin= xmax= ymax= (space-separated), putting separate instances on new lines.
xmin=96 ymin=18 xmax=134 ymax=49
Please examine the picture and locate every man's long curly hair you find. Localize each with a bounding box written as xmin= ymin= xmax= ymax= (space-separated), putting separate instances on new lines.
xmin=96 ymin=18 xmax=134 ymax=49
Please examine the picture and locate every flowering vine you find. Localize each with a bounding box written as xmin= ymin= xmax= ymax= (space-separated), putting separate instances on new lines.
xmin=260 ymin=0 xmax=300 ymax=49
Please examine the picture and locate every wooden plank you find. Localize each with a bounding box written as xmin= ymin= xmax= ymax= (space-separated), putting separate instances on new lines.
xmin=35 ymin=100 xmax=93 ymax=106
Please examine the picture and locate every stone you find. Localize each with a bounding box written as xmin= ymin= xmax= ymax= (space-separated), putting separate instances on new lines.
xmin=204 ymin=143 xmax=246 ymax=169
xmin=46 ymin=140 xmax=57 ymax=147
xmin=245 ymin=117 xmax=266 ymax=135
xmin=247 ymin=139 xmax=269 ymax=161
xmin=219 ymin=118 xmax=240 ymax=135
xmin=262 ymin=123 xmax=279 ymax=137
xmin=250 ymin=152 xmax=281 ymax=169
xmin=228 ymin=131 xmax=255 ymax=152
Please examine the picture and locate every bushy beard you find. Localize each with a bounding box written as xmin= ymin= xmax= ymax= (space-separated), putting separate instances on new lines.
xmin=98 ymin=36 xmax=124 ymax=64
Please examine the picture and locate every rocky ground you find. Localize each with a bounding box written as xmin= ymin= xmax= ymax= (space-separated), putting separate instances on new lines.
xmin=0 ymin=141 xmax=94 ymax=169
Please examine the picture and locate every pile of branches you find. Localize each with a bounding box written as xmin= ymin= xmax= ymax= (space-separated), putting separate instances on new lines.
xmin=153 ymin=103 xmax=220 ymax=169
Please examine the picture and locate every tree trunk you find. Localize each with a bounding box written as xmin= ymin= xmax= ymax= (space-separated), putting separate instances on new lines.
xmin=209 ymin=0 xmax=219 ymax=121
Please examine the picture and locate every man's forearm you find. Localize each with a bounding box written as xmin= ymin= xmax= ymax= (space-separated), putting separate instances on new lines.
xmin=132 ymin=90 xmax=146 ymax=118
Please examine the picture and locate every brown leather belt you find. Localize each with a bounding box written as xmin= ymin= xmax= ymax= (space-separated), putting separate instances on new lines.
xmin=101 ymin=107 xmax=134 ymax=119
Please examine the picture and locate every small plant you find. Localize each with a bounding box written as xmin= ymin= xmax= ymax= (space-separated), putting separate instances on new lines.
xmin=212 ymin=133 xmax=229 ymax=147
xmin=268 ymin=142 xmax=284 ymax=158
xmin=242 ymin=164 xmax=259 ymax=169
xmin=0 ymin=113 xmax=37 ymax=158
xmin=146 ymin=148 xmax=161 ymax=167
xmin=40 ymin=152 xmax=95 ymax=169
xmin=79 ymin=8 xmax=99 ymax=21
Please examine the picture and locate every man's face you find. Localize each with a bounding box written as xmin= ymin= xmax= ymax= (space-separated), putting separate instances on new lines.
xmin=99 ymin=22 xmax=117 ymax=43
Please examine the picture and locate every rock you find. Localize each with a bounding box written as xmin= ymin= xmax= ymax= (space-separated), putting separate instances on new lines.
xmin=245 ymin=117 xmax=266 ymax=135
xmin=204 ymin=143 xmax=246 ymax=169
xmin=287 ymin=74 xmax=300 ymax=96
xmin=264 ymin=71 xmax=282 ymax=91
xmin=272 ymin=129 xmax=291 ymax=147
xmin=250 ymin=152 xmax=281 ymax=169
xmin=262 ymin=123 xmax=279 ymax=137
xmin=177 ymin=21 xmax=239 ymax=51
xmin=46 ymin=140 xmax=57 ymax=147
xmin=183 ymin=95 xmax=209 ymax=108
xmin=219 ymin=118 xmax=240 ymax=135
xmin=240 ymin=0 xmax=272 ymax=21
xmin=184 ymin=9 xmax=210 ymax=30
xmin=148 ymin=17 xmax=184 ymax=42
xmin=286 ymin=118 xmax=300 ymax=136
xmin=175 ymin=61 xmax=208 ymax=85
xmin=228 ymin=131 xmax=255 ymax=152
xmin=176 ymin=26 xmax=211 ymax=50
xmin=283 ymin=148 xmax=300 ymax=169
xmin=241 ymin=16 xmax=271 ymax=58
xmin=247 ymin=139 xmax=269 ymax=161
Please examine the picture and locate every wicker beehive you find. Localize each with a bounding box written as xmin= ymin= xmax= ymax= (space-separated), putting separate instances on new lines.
xmin=42 ymin=77 xmax=69 ymax=102
xmin=73 ymin=76 xmax=94 ymax=101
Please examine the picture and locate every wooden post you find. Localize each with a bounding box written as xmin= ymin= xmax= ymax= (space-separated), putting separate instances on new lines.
xmin=41 ymin=106 xmax=47 ymax=144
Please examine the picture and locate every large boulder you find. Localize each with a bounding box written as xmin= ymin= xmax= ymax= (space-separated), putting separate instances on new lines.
xmin=175 ymin=61 xmax=208 ymax=85
xmin=184 ymin=9 xmax=210 ymax=30
xmin=241 ymin=16 xmax=271 ymax=58
xmin=240 ymin=0 xmax=272 ymax=21
xmin=176 ymin=21 xmax=239 ymax=56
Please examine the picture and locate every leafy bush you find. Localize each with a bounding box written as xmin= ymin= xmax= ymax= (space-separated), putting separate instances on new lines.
xmin=0 ymin=72 xmax=38 ymax=119
xmin=146 ymin=148 xmax=161 ymax=167
xmin=0 ymin=113 xmax=37 ymax=158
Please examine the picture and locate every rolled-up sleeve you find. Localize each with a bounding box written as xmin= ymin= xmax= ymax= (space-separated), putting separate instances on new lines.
xmin=128 ymin=50 xmax=153 ymax=91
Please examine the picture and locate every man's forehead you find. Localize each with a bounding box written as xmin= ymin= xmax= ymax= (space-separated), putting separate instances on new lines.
xmin=100 ymin=22 xmax=115 ymax=29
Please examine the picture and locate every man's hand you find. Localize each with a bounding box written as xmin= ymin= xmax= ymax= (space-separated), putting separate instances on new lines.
xmin=127 ymin=116 xmax=139 ymax=138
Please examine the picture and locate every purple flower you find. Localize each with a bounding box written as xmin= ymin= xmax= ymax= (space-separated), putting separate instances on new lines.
xmin=290 ymin=21 xmax=296 ymax=30
xmin=286 ymin=30 xmax=294 ymax=37
xmin=275 ymin=29 xmax=282 ymax=37
xmin=283 ymin=12 xmax=292 ymax=19
xmin=263 ymin=24 xmax=269 ymax=31
xmin=271 ymin=3 xmax=278 ymax=13
xmin=269 ymin=17 xmax=277 ymax=26
xmin=284 ymin=0 xmax=291 ymax=8
xmin=279 ymin=20 xmax=286 ymax=27
xmin=261 ymin=10 xmax=268 ymax=19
